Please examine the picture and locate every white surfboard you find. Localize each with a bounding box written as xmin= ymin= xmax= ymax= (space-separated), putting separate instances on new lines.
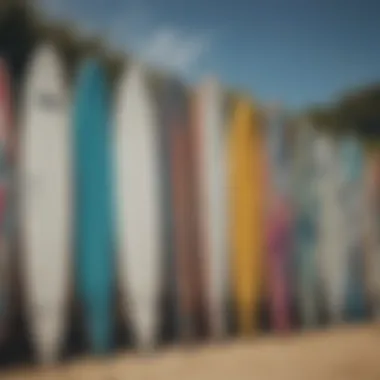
xmin=115 ymin=62 xmax=162 ymax=350
xmin=194 ymin=77 xmax=228 ymax=337
xmin=314 ymin=132 xmax=346 ymax=323
xmin=19 ymin=43 xmax=72 ymax=363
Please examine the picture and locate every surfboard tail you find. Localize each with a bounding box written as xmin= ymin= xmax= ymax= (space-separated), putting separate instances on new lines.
xmin=345 ymin=247 xmax=367 ymax=320
xmin=266 ymin=252 xmax=291 ymax=332
xmin=36 ymin=344 xmax=60 ymax=366
xmin=30 ymin=306 xmax=65 ymax=364
xmin=205 ymin=291 xmax=228 ymax=338
xmin=129 ymin=296 xmax=160 ymax=351
xmin=269 ymin=285 xmax=291 ymax=332
xmin=266 ymin=208 xmax=292 ymax=332
xmin=233 ymin=284 xmax=261 ymax=336
xmin=86 ymin=304 xmax=112 ymax=354
xmin=297 ymin=244 xmax=319 ymax=327
xmin=298 ymin=282 xmax=319 ymax=328
xmin=323 ymin=274 xmax=346 ymax=324
xmin=235 ymin=303 xmax=256 ymax=335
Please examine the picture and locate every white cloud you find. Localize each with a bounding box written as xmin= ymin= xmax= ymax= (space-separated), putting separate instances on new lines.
xmin=104 ymin=2 xmax=212 ymax=76
xmin=138 ymin=28 xmax=211 ymax=76
xmin=35 ymin=0 xmax=213 ymax=78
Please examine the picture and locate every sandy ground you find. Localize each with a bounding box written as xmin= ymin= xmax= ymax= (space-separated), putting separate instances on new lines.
xmin=1 ymin=324 xmax=380 ymax=380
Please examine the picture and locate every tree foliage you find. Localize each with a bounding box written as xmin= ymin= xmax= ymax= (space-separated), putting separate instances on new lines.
xmin=0 ymin=1 xmax=37 ymax=86
xmin=0 ymin=1 xmax=128 ymax=91
xmin=306 ymin=84 xmax=380 ymax=140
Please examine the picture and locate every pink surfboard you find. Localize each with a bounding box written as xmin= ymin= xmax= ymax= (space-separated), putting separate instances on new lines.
xmin=0 ymin=59 xmax=13 ymax=343
xmin=265 ymin=195 xmax=293 ymax=331
xmin=264 ymin=110 xmax=293 ymax=332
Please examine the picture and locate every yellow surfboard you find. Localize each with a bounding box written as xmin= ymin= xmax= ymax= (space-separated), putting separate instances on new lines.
xmin=228 ymin=97 xmax=265 ymax=335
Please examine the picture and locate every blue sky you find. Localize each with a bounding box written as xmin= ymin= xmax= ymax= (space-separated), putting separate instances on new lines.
xmin=36 ymin=0 xmax=380 ymax=110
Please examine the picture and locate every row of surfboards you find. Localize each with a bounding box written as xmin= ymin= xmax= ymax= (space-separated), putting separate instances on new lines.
xmin=0 ymin=41 xmax=378 ymax=366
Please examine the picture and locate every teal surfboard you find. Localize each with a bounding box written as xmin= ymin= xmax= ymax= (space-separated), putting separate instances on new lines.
xmin=339 ymin=134 xmax=366 ymax=320
xmin=73 ymin=59 xmax=114 ymax=353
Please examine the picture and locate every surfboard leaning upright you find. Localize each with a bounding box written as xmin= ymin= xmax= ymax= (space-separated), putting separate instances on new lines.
xmin=292 ymin=120 xmax=319 ymax=327
xmin=228 ymin=97 xmax=265 ymax=335
xmin=338 ymin=134 xmax=366 ymax=319
xmin=19 ymin=43 xmax=72 ymax=363
xmin=264 ymin=111 xmax=293 ymax=332
xmin=194 ymin=78 xmax=228 ymax=338
xmin=115 ymin=63 xmax=163 ymax=350
xmin=73 ymin=59 xmax=114 ymax=354
xmin=315 ymin=132 xmax=346 ymax=323
xmin=0 ymin=59 xmax=13 ymax=344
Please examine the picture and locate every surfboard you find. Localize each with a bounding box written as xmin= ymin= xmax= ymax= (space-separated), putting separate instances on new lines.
xmin=264 ymin=111 xmax=293 ymax=332
xmin=0 ymin=59 xmax=13 ymax=344
xmin=338 ymin=134 xmax=366 ymax=320
xmin=194 ymin=78 xmax=228 ymax=338
xmin=292 ymin=120 xmax=319 ymax=327
xmin=161 ymin=80 xmax=204 ymax=341
xmin=364 ymin=147 xmax=380 ymax=318
xmin=314 ymin=132 xmax=346 ymax=323
xmin=73 ymin=59 xmax=114 ymax=354
xmin=156 ymin=79 xmax=179 ymax=340
xmin=114 ymin=62 xmax=163 ymax=350
xmin=19 ymin=43 xmax=71 ymax=363
xmin=228 ymin=98 xmax=265 ymax=335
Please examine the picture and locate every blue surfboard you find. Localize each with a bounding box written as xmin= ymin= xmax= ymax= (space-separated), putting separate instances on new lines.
xmin=339 ymin=134 xmax=366 ymax=321
xmin=73 ymin=59 xmax=114 ymax=353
